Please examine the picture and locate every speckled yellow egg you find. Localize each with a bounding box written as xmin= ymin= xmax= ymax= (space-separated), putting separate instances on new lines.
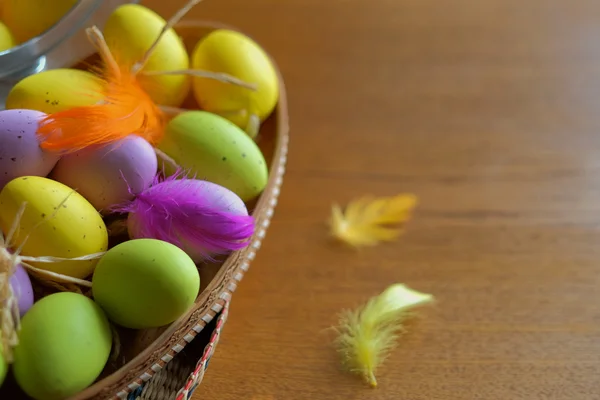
xmin=1 ymin=0 xmax=78 ymax=44
xmin=0 ymin=21 xmax=15 ymax=52
xmin=103 ymin=4 xmax=190 ymax=107
xmin=191 ymin=29 xmax=279 ymax=136
xmin=0 ymin=176 xmax=108 ymax=279
xmin=5 ymin=69 xmax=104 ymax=114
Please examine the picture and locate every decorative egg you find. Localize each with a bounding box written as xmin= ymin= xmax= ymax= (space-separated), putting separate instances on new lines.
xmin=0 ymin=176 xmax=109 ymax=279
xmin=0 ymin=109 xmax=61 ymax=190
xmin=1 ymin=0 xmax=78 ymax=44
xmin=157 ymin=111 xmax=268 ymax=202
xmin=51 ymin=135 xmax=158 ymax=212
xmin=12 ymin=292 xmax=112 ymax=400
xmin=0 ymin=21 xmax=15 ymax=52
xmin=191 ymin=29 xmax=279 ymax=136
xmin=5 ymin=69 xmax=104 ymax=114
xmin=103 ymin=4 xmax=190 ymax=107
xmin=92 ymin=239 xmax=200 ymax=329
xmin=9 ymin=264 xmax=34 ymax=316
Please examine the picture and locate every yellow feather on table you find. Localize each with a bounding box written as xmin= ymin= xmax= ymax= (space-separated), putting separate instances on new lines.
xmin=333 ymin=284 xmax=434 ymax=387
xmin=328 ymin=194 xmax=418 ymax=248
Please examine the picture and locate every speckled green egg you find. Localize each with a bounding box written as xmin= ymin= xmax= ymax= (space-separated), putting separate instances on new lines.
xmin=92 ymin=239 xmax=200 ymax=329
xmin=12 ymin=292 xmax=112 ymax=400
xmin=157 ymin=111 xmax=268 ymax=202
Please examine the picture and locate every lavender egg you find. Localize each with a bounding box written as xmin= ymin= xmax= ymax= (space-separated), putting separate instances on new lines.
xmin=9 ymin=264 xmax=34 ymax=316
xmin=51 ymin=135 xmax=158 ymax=212
xmin=0 ymin=109 xmax=60 ymax=190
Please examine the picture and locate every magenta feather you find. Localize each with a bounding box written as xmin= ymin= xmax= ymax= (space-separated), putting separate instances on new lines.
xmin=111 ymin=172 xmax=255 ymax=261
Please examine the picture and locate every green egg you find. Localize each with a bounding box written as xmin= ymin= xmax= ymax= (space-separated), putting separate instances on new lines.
xmin=157 ymin=111 xmax=269 ymax=202
xmin=12 ymin=292 xmax=112 ymax=400
xmin=92 ymin=239 xmax=200 ymax=329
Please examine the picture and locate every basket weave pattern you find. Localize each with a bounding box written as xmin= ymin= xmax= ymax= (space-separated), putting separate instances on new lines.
xmin=126 ymin=302 xmax=229 ymax=400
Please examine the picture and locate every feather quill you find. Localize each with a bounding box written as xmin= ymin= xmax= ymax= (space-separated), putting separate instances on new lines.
xmin=329 ymin=194 xmax=418 ymax=247
xmin=333 ymin=284 xmax=434 ymax=387
xmin=111 ymin=171 xmax=255 ymax=261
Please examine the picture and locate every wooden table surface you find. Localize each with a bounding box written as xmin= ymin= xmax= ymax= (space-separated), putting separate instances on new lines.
xmin=147 ymin=1 xmax=600 ymax=399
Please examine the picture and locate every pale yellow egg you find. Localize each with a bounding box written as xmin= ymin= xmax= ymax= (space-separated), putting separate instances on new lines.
xmin=0 ymin=176 xmax=109 ymax=279
xmin=103 ymin=4 xmax=191 ymax=107
xmin=0 ymin=21 xmax=15 ymax=52
xmin=191 ymin=29 xmax=279 ymax=136
xmin=1 ymin=0 xmax=78 ymax=44
xmin=6 ymin=68 xmax=104 ymax=113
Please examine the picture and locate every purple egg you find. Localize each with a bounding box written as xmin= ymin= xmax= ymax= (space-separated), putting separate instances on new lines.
xmin=0 ymin=109 xmax=60 ymax=190
xmin=9 ymin=264 xmax=34 ymax=317
xmin=51 ymin=135 xmax=158 ymax=212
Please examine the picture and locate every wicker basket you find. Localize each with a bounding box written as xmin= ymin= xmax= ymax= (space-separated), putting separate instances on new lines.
xmin=1 ymin=20 xmax=289 ymax=400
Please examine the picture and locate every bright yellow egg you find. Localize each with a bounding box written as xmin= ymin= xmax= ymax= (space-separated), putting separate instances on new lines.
xmin=191 ymin=29 xmax=279 ymax=136
xmin=0 ymin=21 xmax=15 ymax=52
xmin=5 ymin=68 xmax=104 ymax=114
xmin=1 ymin=0 xmax=78 ymax=44
xmin=103 ymin=4 xmax=190 ymax=107
xmin=0 ymin=176 xmax=109 ymax=279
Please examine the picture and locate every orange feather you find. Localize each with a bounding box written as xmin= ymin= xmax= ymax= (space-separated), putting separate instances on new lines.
xmin=37 ymin=57 xmax=165 ymax=153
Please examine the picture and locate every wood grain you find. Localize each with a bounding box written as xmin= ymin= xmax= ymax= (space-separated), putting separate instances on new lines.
xmin=145 ymin=1 xmax=600 ymax=399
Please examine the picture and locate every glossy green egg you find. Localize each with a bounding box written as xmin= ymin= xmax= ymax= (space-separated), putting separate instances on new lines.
xmin=92 ymin=239 xmax=200 ymax=329
xmin=12 ymin=292 xmax=112 ymax=400
xmin=157 ymin=111 xmax=269 ymax=202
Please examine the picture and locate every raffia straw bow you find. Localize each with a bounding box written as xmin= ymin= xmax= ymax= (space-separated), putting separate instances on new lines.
xmin=0 ymin=191 xmax=106 ymax=363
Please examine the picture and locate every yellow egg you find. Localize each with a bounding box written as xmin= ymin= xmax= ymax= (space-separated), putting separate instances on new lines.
xmin=0 ymin=176 xmax=109 ymax=279
xmin=5 ymin=68 xmax=104 ymax=113
xmin=191 ymin=29 xmax=279 ymax=137
xmin=0 ymin=21 xmax=15 ymax=52
xmin=1 ymin=0 xmax=78 ymax=44
xmin=103 ymin=4 xmax=190 ymax=107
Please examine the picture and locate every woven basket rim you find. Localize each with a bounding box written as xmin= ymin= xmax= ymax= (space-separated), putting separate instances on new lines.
xmin=68 ymin=19 xmax=290 ymax=400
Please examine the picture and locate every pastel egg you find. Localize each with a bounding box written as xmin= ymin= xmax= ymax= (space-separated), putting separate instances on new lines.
xmin=157 ymin=111 xmax=268 ymax=202
xmin=0 ymin=21 xmax=15 ymax=52
xmin=0 ymin=176 xmax=109 ymax=279
xmin=103 ymin=4 xmax=190 ymax=107
xmin=6 ymin=69 xmax=104 ymax=114
xmin=51 ymin=135 xmax=158 ymax=212
xmin=0 ymin=109 xmax=60 ymax=190
xmin=12 ymin=292 xmax=112 ymax=400
xmin=191 ymin=29 xmax=279 ymax=136
xmin=9 ymin=263 xmax=34 ymax=316
xmin=92 ymin=239 xmax=200 ymax=329
xmin=1 ymin=0 xmax=78 ymax=44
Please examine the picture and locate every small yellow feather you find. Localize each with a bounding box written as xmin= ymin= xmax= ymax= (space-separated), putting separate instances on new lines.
xmin=329 ymin=194 xmax=418 ymax=247
xmin=333 ymin=284 xmax=434 ymax=387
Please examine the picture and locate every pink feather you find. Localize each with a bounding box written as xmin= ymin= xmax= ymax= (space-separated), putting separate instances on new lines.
xmin=111 ymin=172 xmax=255 ymax=261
